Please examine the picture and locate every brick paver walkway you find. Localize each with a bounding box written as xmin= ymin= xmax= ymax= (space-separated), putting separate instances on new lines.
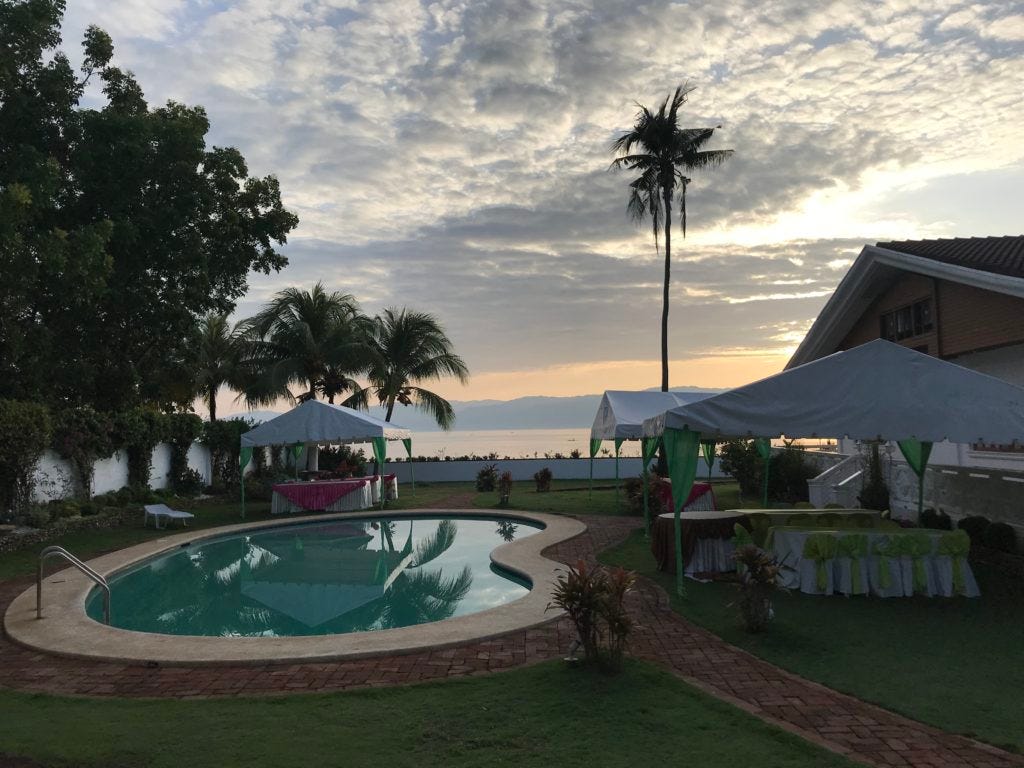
xmin=2 ymin=514 xmax=1020 ymax=768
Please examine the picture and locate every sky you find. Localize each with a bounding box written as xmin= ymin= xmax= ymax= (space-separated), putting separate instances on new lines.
xmin=60 ymin=0 xmax=1024 ymax=411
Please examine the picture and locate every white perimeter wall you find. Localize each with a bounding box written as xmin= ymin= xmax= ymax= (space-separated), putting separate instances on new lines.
xmin=385 ymin=456 xmax=724 ymax=483
xmin=32 ymin=443 xmax=213 ymax=502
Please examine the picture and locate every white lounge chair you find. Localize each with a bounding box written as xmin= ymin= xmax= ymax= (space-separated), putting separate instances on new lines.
xmin=144 ymin=503 xmax=195 ymax=529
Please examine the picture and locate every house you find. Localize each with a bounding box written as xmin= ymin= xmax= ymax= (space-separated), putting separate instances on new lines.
xmin=790 ymin=236 xmax=1024 ymax=522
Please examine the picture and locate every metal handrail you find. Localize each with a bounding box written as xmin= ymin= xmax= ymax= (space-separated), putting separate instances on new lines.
xmin=37 ymin=545 xmax=110 ymax=625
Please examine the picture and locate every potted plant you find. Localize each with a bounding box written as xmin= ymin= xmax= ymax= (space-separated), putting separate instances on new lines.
xmin=497 ymin=471 xmax=513 ymax=506
xmin=732 ymin=545 xmax=785 ymax=633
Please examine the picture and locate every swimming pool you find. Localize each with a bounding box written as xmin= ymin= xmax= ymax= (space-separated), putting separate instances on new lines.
xmin=86 ymin=515 xmax=542 ymax=638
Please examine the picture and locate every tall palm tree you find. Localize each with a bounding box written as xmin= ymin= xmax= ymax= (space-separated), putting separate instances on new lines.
xmin=194 ymin=313 xmax=245 ymax=422
xmin=348 ymin=307 xmax=469 ymax=429
xmin=611 ymin=84 xmax=732 ymax=391
xmin=238 ymin=283 xmax=372 ymax=406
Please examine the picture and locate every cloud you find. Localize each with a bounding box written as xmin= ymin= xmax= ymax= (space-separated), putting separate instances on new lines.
xmin=57 ymin=0 xmax=1024 ymax=396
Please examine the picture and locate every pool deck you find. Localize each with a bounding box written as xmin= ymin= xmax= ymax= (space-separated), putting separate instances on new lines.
xmin=4 ymin=509 xmax=585 ymax=665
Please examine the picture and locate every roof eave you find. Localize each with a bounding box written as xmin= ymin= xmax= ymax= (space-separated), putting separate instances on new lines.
xmin=787 ymin=245 xmax=1024 ymax=369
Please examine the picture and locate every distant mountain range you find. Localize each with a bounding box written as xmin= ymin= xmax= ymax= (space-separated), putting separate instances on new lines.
xmin=232 ymin=387 xmax=723 ymax=431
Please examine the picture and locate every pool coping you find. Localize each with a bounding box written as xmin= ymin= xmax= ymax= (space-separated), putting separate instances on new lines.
xmin=3 ymin=509 xmax=586 ymax=666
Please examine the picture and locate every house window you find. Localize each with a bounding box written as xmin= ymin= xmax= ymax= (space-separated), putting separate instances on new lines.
xmin=880 ymin=298 xmax=933 ymax=341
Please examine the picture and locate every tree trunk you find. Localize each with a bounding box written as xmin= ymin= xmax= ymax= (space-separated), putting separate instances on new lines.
xmin=385 ymin=395 xmax=395 ymax=422
xmin=661 ymin=187 xmax=672 ymax=393
xmin=208 ymin=385 xmax=217 ymax=422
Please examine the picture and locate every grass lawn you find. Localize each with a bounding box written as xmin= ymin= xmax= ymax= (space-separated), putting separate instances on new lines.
xmin=474 ymin=479 xmax=751 ymax=518
xmin=601 ymin=530 xmax=1024 ymax=754
xmin=0 ymin=659 xmax=860 ymax=768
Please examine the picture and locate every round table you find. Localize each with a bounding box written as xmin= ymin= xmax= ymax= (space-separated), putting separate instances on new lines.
xmin=651 ymin=510 xmax=748 ymax=575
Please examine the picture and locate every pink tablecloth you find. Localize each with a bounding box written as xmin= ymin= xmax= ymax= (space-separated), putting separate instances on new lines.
xmin=272 ymin=479 xmax=369 ymax=511
xmin=655 ymin=481 xmax=716 ymax=513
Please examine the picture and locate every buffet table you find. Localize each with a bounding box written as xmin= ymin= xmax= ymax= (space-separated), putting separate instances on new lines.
xmin=271 ymin=479 xmax=373 ymax=515
xmin=651 ymin=509 xmax=748 ymax=576
xmin=768 ymin=527 xmax=979 ymax=598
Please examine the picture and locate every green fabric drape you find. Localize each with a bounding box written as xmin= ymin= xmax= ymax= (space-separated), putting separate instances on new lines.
xmin=614 ymin=438 xmax=624 ymax=509
xmin=896 ymin=532 xmax=933 ymax=594
xmin=897 ymin=439 xmax=933 ymax=521
xmin=588 ymin=438 xmax=602 ymax=498
xmin=802 ymin=533 xmax=839 ymax=592
xmin=372 ymin=438 xmax=387 ymax=507
xmin=290 ymin=442 xmax=303 ymax=479
xmin=640 ymin=437 xmax=660 ymax=538
xmin=402 ymin=438 xmax=415 ymax=494
xmin=836 ymin=534 xmax=869 ymax=594
xmin=664 ymin=427 xmax=701 ymax=596
xmin=239 ymin=446 xmax=253 ymax=519
xmin=873 ymin=535 xmax=898 ymax=590
xmin=700 ymin=440 xmax=716 ymax=481
xmin=754 ymin=438 xmax=772 ymax=506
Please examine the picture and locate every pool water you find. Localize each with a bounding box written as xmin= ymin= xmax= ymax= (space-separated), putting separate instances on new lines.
xmin=86 ymin=516 xmax=541 ymax=637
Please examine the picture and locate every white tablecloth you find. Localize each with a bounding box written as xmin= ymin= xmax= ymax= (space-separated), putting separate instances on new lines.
xmin=769 ymin=528 xmax=979 ymax=598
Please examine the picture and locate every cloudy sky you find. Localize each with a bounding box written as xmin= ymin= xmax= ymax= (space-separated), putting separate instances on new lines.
xmin=62 ymin=0 xmax=1024 ymax=406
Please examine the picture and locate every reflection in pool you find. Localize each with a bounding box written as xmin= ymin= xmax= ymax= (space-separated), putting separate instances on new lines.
xmin=87 ymin=516 xmax=541 ymax=637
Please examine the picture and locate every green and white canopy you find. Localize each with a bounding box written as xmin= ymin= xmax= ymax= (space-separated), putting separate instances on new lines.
xmin=240 ymin=400 xmax=410 ymax=447
xmin=642 ymin=340 xmax=1024 ymax=444
xmin=641 ymin=339 xmax=1024 ymax=594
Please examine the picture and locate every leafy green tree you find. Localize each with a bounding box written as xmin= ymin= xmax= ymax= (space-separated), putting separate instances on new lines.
xmin=239 ymin=283 xmax=372 ymax=406
xmin=194 ymin=314 xmax=245 ymax=422
xmin=612 ymin=85 xmax=732 ymax=391
xmin=0 ymin=1 xmax=298 ymax=410
xmin=349 ymin=308 xmax=469 ymax=429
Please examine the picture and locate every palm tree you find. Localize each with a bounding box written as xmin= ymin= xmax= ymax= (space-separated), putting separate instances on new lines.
xmin=194 ymin=313 xmax=245 ymax=422
xmin=611 ymin=84 xmax=732 ymax=391
xmin=348 ymin=307 xmax=469 ymax=429
xmin=238 ymin=283 xmax=372 ymax=406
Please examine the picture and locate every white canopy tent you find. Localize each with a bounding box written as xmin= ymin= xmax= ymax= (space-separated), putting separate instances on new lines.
xmin=591 ymin=390 xmax=715 ymax=441
xmin=589 ymin=390 xmax=716 ymax=530
xmin=238 ymin=400 xmax=413 ymax=517
xmin=640 ymin=340 xmax=1024 ymax=593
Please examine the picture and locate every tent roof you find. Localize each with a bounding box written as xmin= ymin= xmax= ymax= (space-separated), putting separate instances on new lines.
xmin=240 ymin=400 xmax=410 ymax=447
xmin=591 ymin=390 xmax=716 ymax=440
xmin=642 ymin=339 xmax=1024 ymax=444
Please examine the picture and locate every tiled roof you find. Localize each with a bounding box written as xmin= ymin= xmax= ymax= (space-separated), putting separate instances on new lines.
xmin=875 ymin=236 xmax=1024 ymax=279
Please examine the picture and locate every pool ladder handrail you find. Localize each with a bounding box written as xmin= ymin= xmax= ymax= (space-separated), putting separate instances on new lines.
xmin=37 ymin=545 xmax=110 ymax=625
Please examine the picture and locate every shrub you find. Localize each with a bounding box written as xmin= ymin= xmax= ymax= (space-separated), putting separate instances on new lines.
xmin=166 ymin=413 xmax=203 ymax=493
xmin=173 ymin=467 xmax=204 ymax=497
xmin=0 ymin=399 xmax=52 ymax=519
xmin=732 ymin=545 xmax=785 ymax=633
xmin=569 ymin=449 xmax=581 ymax=459
xmin=857 ymin=442 xmax=890 ymax=511
xmin=498 ymin=471 xmax=513 ymax=505
xmin=719 ymin=439 xmax=817 ymax=504
xmin=920 ymin=508 xmax=953 ymax=530
xmin=981 ymin=522 xmax=1018 ymax=554
xmin=51 ymin=406 xmax=115 ymax=497
xmin=26 ymin=505 xmax=52 ymax=528
xmin=548 ymin=560 xmax=636 ymax=671
xmin=319 ymin=445 xmax=368 ymax=477
xmin=624 ymin=473 xmax=667 ymax=517
xmin=476 ymin=463 xmax=499 ymax=492
xmin=113 ymin=408 xmax=169 ymax=488
xmin=533 ymin=467 xmax=553 ymax=492
xmin=203 ymin=417 xmax=254 ymax=489
xmin=48 ymin=499 xmax=81 ymax=519
xmin=958 ymin=515 xmax=991 ymax=543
